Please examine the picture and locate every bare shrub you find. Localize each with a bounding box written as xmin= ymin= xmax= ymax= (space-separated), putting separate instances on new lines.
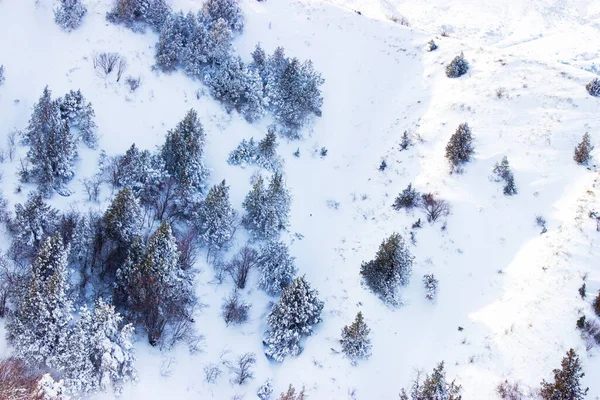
xmin=229 ymin=352 xmax=256 ymax=385
xmin=126 ymin=76 xmax=141 ymax=91
xmin=81 ymin=176 xmax=102 ymax=202
xmin=420 ymin=193 xmax=451 ymax=222
xmin=117 ymin=58 xmax=128 ymax=82
xmin=496 ymin=380 xmax=524 ymax=400
xmin=221 ymin=291 xmax=250 ymax=326
xmin=0 ymin=358 xmax=42 ymax=400
xmin=7 ymin=131 xmax=17 ymax=162
xmin=278 ymin=385 xmax=307 ymax=400
xmin=204 ymin=363 xmax=222 ymax=383
xmin=93 ymin=52 xmax=122 ymax=76
xmin=225 ymin=245 xmax=258 ymax=289
xmin=176 ymin=229 xmax=200 ymax=271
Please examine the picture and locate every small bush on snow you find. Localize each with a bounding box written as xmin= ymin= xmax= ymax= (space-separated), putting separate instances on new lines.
xmin=445 ymin=52 xmax=469 ymax=78
xmin=586 ymin=78 xmax=600 ymax=97
xmin=54 ymin=0 xmax=87 ymax=32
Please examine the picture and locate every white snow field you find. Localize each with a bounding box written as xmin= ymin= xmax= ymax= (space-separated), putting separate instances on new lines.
xmin=1 ymin=0 xmax=600 ymax=398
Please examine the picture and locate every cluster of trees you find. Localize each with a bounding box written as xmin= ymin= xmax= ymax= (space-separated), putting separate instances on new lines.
xmin=393 ymin=184 xmax=451 ymax=223
xmin=228 ymin=129 xmax=283 ymax=171
xmin=106 ymin=0 xmax=324 ymax=136
xmin=399 ymin=362 xmax=462 ymax=400
xmin=492 ymin=156 xmax=517 ymax=196
xmin=54 ymin=0 xmax=87 ymax=32
xmin=20 ymin=87 xmax=98 ymax=196
xmin=360 ymin=233 xmax=413 ymax=305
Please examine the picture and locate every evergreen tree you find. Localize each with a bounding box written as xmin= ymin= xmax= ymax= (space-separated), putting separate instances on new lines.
xmin=242 ymin=172 xmax=291 ymax=240
xmin=6 ymin=235 xmax=72 ymax=369
xmin=360 ymin=233 xmax=413 ymax=305
xmin=423 ymin=274 xmax=438 ymax=300
xmin=161 ymin=109 xmax=209 ymax=192
xmin=54 ymin=0 xmax=87 ymax=32
xmin=256 ymin=129 xmax=279 ymax=169
xmin=228 ymin=137 xmax=258 ymax=166
xmin=593 ymin=291 xmax=600 ymax=317
xmin=573 ymin=132 xmax=593 ymax=165
xmin=181 ymin=22 xmax=211 ymax=77
xmin=241 ymin=66 xmax=267 ymax=123
xmin=203 ymin=56 xmax=248 ymax=111
xmin=393 ymin=183 xmax=420 ymax=211
xmin=445 ymin=123 xmax=474 ymax=173
xmin=103 ymin=187 xmax=142 ymax=247
xmin=503 ymin=173 xmax=517 ymax=196
xmin=257 ymin=240 xmax=297 ymax=296
xmin=155 ymin=11 xmax=197 ymax=71
xmin=194 ymin=180 xmax=237 ymax=256
xmin=420 ymin=362 xmax=462 ymax=400
xmin=264 ymin=276 xmax=324 ymax=362
xmin=25 ymin=87 xmax=77 ymax=195
xmin=445 ymin=53 xmax=469 ymax=78
xmin=340 ymin=311 xmax=372 ymax=362
xmin=115 ymin=143 xmax=166 ymax=206
xmin=200 ymin=0 xmax=244 ymax=32
xmin=11 ymin=193 xmax=59 ymax=258
xmin=107 ymin=0 xmax=171 ymax=31
xmin=492 ymin=156 xmax=517 ymax=195
xmin=540 ymin=349 xmax=588 ymax=400
xmin=58 ymin=89 xmax=98 ymax=148
xmin=586 ymin=78 xmax=600 ymax=97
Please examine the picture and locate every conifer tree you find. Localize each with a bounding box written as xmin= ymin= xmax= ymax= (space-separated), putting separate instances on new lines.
xmin=161 ymin=109 xmax=209 ymax=192
xmin=420 ymin=362 xmax=462 ymax=400
xmin=54 ymin=0 xmax=87 ymax=32
xmin=200 ymin=0 xmax=244 ymax=32
xmin=103 ymin=187 xmax=142 ymax=247
xmin=360 ymin=233 xmax=413 ymax=305
xmin=393 ymin=183 xmax=420 ymax=211
xmin=492 ymin=156 xmax=517 ymax=196
xmin=540 ymin=349 xmax=588 ymax=400
xmin=586 ymin=78 xmax=600 ymax=97
xmin=264 ymin=275 xmax=324 ymax=362
xmin=58 ymin=89 xmax=98 ymax=148
xmin=155 ymin=11 xmax=197 ymax=71
xmin=11 ymin=193 xmax=59 ymax=258
xmin=257 ymin=240 xmax=297 ymax=296
xmin=445 ymin=52 xmax=469 ymax=78
xmin=445 ymin=123 xmax=474 ymax=173
xmin=593 ymin=291 xmax=600 ymax=317
xmin=340 ymin=311 xmax=372 ymax=362
xmin=194 ymin=180 xmax=237 ymax=257
xmin=573 ymin=132 xmax=593 ymax=165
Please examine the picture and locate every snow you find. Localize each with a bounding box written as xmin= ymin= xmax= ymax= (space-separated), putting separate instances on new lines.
xmin=1 ymin=0 xmax=600 ymax=398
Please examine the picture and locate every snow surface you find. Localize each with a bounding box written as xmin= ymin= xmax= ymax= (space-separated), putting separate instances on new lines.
xmin=1 ymin=0 xmax=600 ymax=398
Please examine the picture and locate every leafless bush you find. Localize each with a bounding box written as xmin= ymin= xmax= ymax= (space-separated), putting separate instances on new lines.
xmin=229 ymin=352 xmax=256 ymax=385
xmin=496 ymin=87 xmax=506 ymax=99
xmin=117 ymin=58 xmax=128 ymax=82
xmin=0 ymin=357 xmax=42 ymax=400
xmin=7 ymin=131 xmax=17 ymax=161
xmin=93 ymin=52 xmax=122 ymax=76
xmin=204 ymin=363 xmax=222 ymax=383
xmin=221 ymin=291 xmax=250 ymax=326
xmin=278 ymin=384 xmax=307 ymax=400
xmin=580 ymin=317 xmax=600 ymax=348
xmin=81 ymin=176 xmax=102 ymax=202
xmin=126 ymin=76 xmax=141 ymax=92
xmin=225 ymin=245 xmax=258 ymax=289
xmin=496 ymin=380 xmax=524 ymax=400
xmin=420 ymin=193 xmax=451 ymax=222
xmin=17 ymin=158 xmax=31 ymax=183
xmin=177 ymin=229 xmax=200 ymax=271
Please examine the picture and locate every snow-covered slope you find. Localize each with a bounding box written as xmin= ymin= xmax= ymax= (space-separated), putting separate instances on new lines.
xmin=1 ymin=0 xmax=600 ymax=398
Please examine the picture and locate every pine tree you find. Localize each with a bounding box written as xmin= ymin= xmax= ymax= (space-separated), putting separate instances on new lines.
xmin=340 ymin=311 xmax=372 ymax=362
xmin=393 ymin=183 xmax=420 ymax=211
xmin=492 ymin=156 xmax=517 ymax=195
xmin=194 ymin=180 xmax=237 ymax=256
xmin=11 ymin=193 xmax=59 ymax=258
xmin=445 ymin=123 xmax=474 ymax=173
xmin=503 ymin=173 xmax=517 ymax=196
xmin=420 ymin=362 xmax=462 ymax=400
xmin=573 ymin=132 xmax=593 ymax=165
xmin=203 ymin=56 xmax=248 ymax=111
xmin=200 ymin=0 xmax=244 ymax=32
xmin=241 ymin=66 xmax=267 ymax=123
xmin=264 ymin=276 xmax=324 ymax=362
xmin=58 ymin=89 xmax=98 ymax=148
xmin=54 ymin=0 xmax=87 ymax=32
xmin=445 ymin=52 xmax=469 ymax=78
xmin=115 ymin=143 xmax=166 ymax=206
xmin=256 ymin=129 xmax=279 ymax=170
xmin=161 ymin=109 xmax=209 ymax=192
xmin=6 ymin=235 xmax=73 ymax=369
xmin=540 ymin=349 xmax=588 ymax=400
xmin=228 ymin=137 xmax=258 ymax=166
xmin=155 ymin=11 xmax=197 ymax=71
xmin=586 ymin=78 xmax=600 ymax=97
xmin=423 ymin=274 xmax=438 ymax=300
xmin=593 ymin=291 xmax=600 ymax=317
xmin=360 ymin=233 xmax=413 ymax=305
xmin=103 ymin=187 xmax=142 ymax=246
xmin=257 ymin=240 xmax=297 ymax=296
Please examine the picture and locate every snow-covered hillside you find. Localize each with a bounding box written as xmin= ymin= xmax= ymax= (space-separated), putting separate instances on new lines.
xmin=1 ymin=0 xmax=599 ymax=399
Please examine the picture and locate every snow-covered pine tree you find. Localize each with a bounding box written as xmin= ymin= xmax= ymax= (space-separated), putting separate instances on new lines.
xmin=205 ymin=18 xmax=234 ymax=65
xmin=25 ymin=87 xmax=77 ymax=195
xmin=107 ymin=0 xmax=170 ymax=31
xmin=586 ymin=78 xmax=600 ymax=97
xmin=115 ymin=143 xmax=166 ymax=206
xmin=540 ymin=349 xmax=588 ymax=400
xmin=593 ymin=291 xmax=600 ymax=317
xmin=228 ymin=137 xmax=258 ymax=166
xmin=257 ymin=240 xmax=297 ymax=296
xmin=11 ymin=193 xmax=59 ymax=259
xmin=503 ymin=173 xmax=517 ymax=196
xmin=264 ymin=275 xmax=324 ymax=362
xmin=181 ymin=21 xmax=210 ymax=77
xmin=423 ymin=274 xmax=438 ymax=300
xmin=103 ymin=187 xmax=142 ymax=247
xmin=155 ymin=11 xmax=197 ymax=71
xmin=194 ymin=180 xmax=237 ymax=257
xmin=266 ymin=171 xmax=292 ymax=232
xmin=200 ymin=0 xmax=244 ymax=32
xmin=393 ymin=183 xmax=420 ymax=211
xmin=492 ymin=156 xmax=517 ymax=195
xmin=419 ymin=361 xmax=462 ymax=400
xmin=161 ymin=109 xmax=209 ymax=193
xmin=241 ymin=65 xmax=266 ymax=122
xmin=6 ymin=235 xmax=73 ymax=368
xmin=58 ymin=89 xmax=98 ymax=148
xmin=270 ymin=57 xmax=324 ymax=137
xmin=360 ymin=232 xmax=413 ymax=305
xmin=257 ymin=379 xmax=274 ymax=400
xmin=445 ymin=123 xmax=474 ymax=173
xmin=256 ymin=129 xmax=280 ymax=170
xmin=339 ymin=311 xmax=372 ymax=362
xmin=203 ymin=56 xmax=248 ymax=111
xmin=54 ymin=0 xmax=87 ymax=32
xmin=445 ymin=52 xmax=469 ymax=78
xmin=573 ymin=132 xmax=593 ymax=165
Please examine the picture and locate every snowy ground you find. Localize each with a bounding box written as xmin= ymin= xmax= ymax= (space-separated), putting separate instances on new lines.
xmin=1 ymin=0 xmax=600 ymax=398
